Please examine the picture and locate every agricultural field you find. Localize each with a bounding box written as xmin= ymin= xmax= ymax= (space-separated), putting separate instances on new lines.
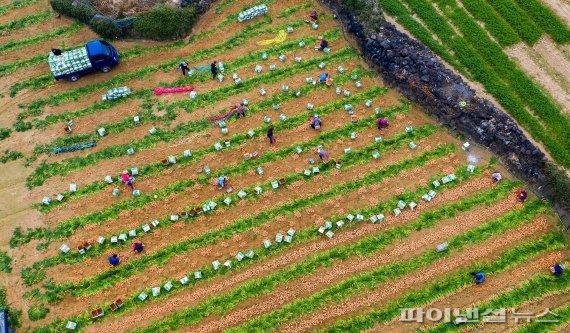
xmin=378 ymin=0 xmax=570 ymax=168
xmin=0 ymin=0 xmax=568 ymax=332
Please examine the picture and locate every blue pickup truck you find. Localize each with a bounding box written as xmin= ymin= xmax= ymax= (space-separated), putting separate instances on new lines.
xmin=48 ymin=39 xmax=120 ymax=82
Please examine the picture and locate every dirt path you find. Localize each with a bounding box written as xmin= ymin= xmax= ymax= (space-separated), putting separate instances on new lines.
xmin=189 ymin=211 xmax=549 ymax=333
xmin=533 ymin=36 xmax=570 ymax=86
xmin=506 ymin=42 xmax=570 ymax=112
xmin=281 ymin=216 xmax=555 ymax=333
xmin=41 ymin=126 xmax=451 ymax=290
xmin=38 ymin=73 xmax=382 ymax=227
xmin=30 ymin=92 xmax=403 ymax=265
xmin=81 ymin=173 xmax=494 ymax=333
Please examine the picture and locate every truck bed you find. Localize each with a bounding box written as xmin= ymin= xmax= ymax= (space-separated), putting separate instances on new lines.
xmin=48 ymin=47 xmax=92 ymax=78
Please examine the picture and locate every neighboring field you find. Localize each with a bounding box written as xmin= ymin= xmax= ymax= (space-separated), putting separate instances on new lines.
xmin=379 ymin=0 xmax=570 ymax=167
xmin=0 ymin=0 xmax=568 ymax=332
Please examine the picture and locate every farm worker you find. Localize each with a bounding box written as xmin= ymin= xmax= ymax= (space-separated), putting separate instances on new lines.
xmin=516 ymin=189 xmax=528 ymax=202
xmin=231 ymin=102 xmax=247 ymax=118
xmin=309 ymin=10 xmax=318 ymax=22
xmin=491 ymin=172 xmax=502 ymax=183
xmin=551 ymin=263 xmax=565 ymax=277
xmin=64 ymin=119 xmax=74 ymax=133
xmin=316 ymin=146 xmax=329 ymax=162
xmin=211 ymin=61 xmax=219 ymax=80
xmin=319 ymin=73 xmax=329 ymax=84
xmin=179 ymin=61 xmax=189 ymax=76
xmin=120 ymin=170 xmax=134 ymax=189
xmin=216 ymin=176 xmax=228 ymax=189
xmin=132 ymin=242 xmax=144 ymax=254
xmin=376 ymin=117 xmax=389 ymax=129
xmin=267 ymin=124 xmax=276 ymax=144
xmin=316 ymin=36 xmax=329 ymax=51
xmin=310 ymin=114 xmax=322 ymax=130
xmin=108 ymin=254 xmax=120 ymax=266
xmin=471 ymin=271 xmax=486 ymax=284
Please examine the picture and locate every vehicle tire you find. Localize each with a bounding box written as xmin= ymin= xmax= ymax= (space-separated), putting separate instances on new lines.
xmin=101 ymin=66 xmax=111 ymax=73
xmin=69 ymin=75 xmax=79 ymax=82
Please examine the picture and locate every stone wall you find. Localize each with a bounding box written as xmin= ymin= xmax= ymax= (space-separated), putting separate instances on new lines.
xmin=320 ymin=0 xmax=569 ymax=225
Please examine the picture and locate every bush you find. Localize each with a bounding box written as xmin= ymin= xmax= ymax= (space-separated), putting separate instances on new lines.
xmin=49 ymin=0 xmax=95 ymax=24
xmin=89 ymin=16 xmax=123 ymax=39
xmin=27 ymin=305 xmax=49 ymax=321
xmin=133 ymin=5 xmax=198 ymax=40
xmin=0 ymin=127 xmax=10 ymax=140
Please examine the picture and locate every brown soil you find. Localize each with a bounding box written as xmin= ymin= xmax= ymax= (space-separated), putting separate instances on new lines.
xmin=42 ymin=118 xmax=446 ymax=286
xmin=83 ymin=173 xmax=495 ymax=332
xmin=459 ymin=292 xmax=570 ymax=333
xmin=38 ymin=68 xmax=377 ymax=225
xmin=285 ymin=216 xmax=555 ymax=333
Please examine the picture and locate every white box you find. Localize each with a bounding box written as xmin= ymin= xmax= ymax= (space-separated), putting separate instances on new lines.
xmin=97 ymin=127 xmax=106 ymax=137
xmin=128 ymin=229 xmax=137 ymax=237
xmin=397 ymin=200 xmax=406 ymax=210
xmin=142 ymin=224 xmax=151 ymax=232
xmin=151 ymin=219 xmax=159 ymax=227
xmin=194 ymin=271 xmax=203 ymax=279
xmin=66 ymin=321 xmax=77 ymax=330
xmin=263 ymin=240 xmax=271 ymax=248
xmin=287 ymin=229 xmax=295 ymax=237
xmin=151 ymin=287 xmax=161 ymax=296
xmin=110 ymin=236 xmax=118 ymax=243
xmin=284 ymin=235 xmax=292 ymax=243
xmin=105 ymin=175 xmax=114 ymax=183
xmin=163 ymin=281 xmax=173 ymax=291
xmin=325 ymin=231 xmax=334 ymax=239
xmin=271 ymin=180 xmax=279 ymax=189
xmin=180 ymin=276 xmax=189 ymax=285
xmin=436 ymin=242 xmax=448 ymax=252
xmin=59 ymin=244 xmax=70 ymax=253
xmin=224 ymin=260 xmax=232 ymax=269
xmin=236 ymin=252 xmax=245 ymax=261
xmin=212 ymin=260 xmax=221 ymax=270
xmin=97 ymin=236 xmax=105 ymax=244
xmin=224 ymin=197 xmax=232 ymax=206
xmin=275 ymin=233 xmax=283 ymax=243
xmin=69 ymin=183 xmax=77 ymax=193
xmin=138 ymin=293 xmax=148 ymax=301
xmin=118 ymin=234 xmax=127 ymax=241
xmin=170 ymin=215 xmax=179 ymax=222
xmin=254 ymin=186 xmax=263 ymax=195
xmin=393 ymin=208 xmax=401 ymax=216
xmin=237 ymin=190 xmax=247 ymax=199
xmin=346 ymin=214 xmax=354 ymax=222
xmin=183 ymin=149 xmax=192 ymax=157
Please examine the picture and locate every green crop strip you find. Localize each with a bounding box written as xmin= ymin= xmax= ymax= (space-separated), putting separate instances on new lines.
xmin=516 ymin=302 xmax=570 ymax=333
xmin=229 ymin=200 xmax=545 ymax=332
xmin=0 ymin=0 xmax=41 ymax=16
xmin=0 ymin=22 xmax=82 ymax=53
xmin=323 ymin=230 xmax=565 ymax=332
xmin=34 ymin=65 xmax=366 ymax=214
xmin=21 ymin=97 xmax=407 ymax=286
xmin=380 ymin=0 xmax=570 ymax=166
xmin=458 ymin=0 xmax=519 ymax=47
xmin=512 ymin=0 xmax=570 ymax=44
xmin=25 ymin=46 xmax=356 ymax=188
xmin=36 ymin=164 xmax=492 ymax=330
xmin=14 ymin=86 xmax=387 ymax=248
xmin=480 ymin=0 xmax=543 ymax=45
xmin=427 ymin=273 xmax=570 ymax=332
xmin=30 ymin=145 xmax=455 ymax=300
xmin=138 ymin=181 xmax=524 ymax=333
xmin=24 ymin=114 xmax=429 ymax=288
xmin=0 ymin=9 xmax=51 ymax=34
xmin=28 ymin=28 xmax=341 ymax=134
xmin=20 ymin=16 xmax=302 ymax=117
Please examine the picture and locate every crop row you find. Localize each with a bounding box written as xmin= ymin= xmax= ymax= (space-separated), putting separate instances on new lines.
xmin=381 ymin=0 xmax=570 ymax=166
xmin=36 ymin=63 xmax=365 ymax=214
xmin=512 ymin=0 xmax=570 ymax=44
xmin=0 ymin=9 xmax=51 ymax=34
xmin=138 ymin=181 xmax=527 ymax=332
xmin=479 ymin=0 xmax=543 ymax=44
xmin=30 ymin=27 xmax=341 ymax=138
xmin=37 ymin=163 xmax=496 ymax=331
xmin=0 ymin=0 xmax=41 ymax=16
xmin=229 ymin=199 xmax=544 ymax=332
xmin=35 ymin=145 xmax=456 ymax=303
xmin=25 ymin=45 xmax=357 ymax=188
xmin=21 ymin=98 xmax=408 ymax=286
xmin=427 ymin=273 xmax=570 ymax=332
xmin=324 ymin=229 xmax=564 ymax=332
xmin=24 ymin=116 xmax=431 ymax=288
xmin=457 ymin=0 xmax=519 ymax=47
xmin=0 ymin=22 xmax=82 ymax=53
xmin=14 ymin=86 xmax=387 ymax=248
xmin=434 ymin=0 xmax=569 ymax=142
xmin=516 ymin=303 xmax=570 ymax=333
xmin=20 ymin=15 xmax=297 ymax=117
xmin=8 ymin=1 xmax=293 ymax=95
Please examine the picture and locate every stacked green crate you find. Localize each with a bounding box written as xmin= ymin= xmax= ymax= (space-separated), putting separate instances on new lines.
xmin=47 ymin=47 xmax=92 ymax=77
